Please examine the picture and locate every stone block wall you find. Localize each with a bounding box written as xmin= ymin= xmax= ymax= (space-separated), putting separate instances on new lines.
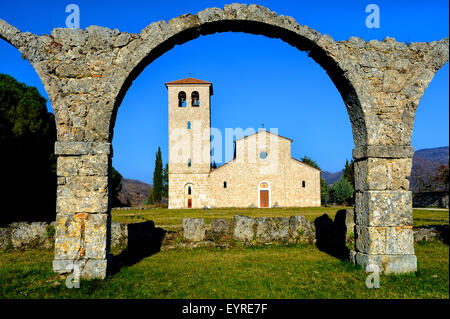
xmin=182 ymin=215 xmax=316 ymax=244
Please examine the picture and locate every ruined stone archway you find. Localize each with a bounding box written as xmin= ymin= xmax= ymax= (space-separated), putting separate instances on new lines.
xmin=1 ymin=4 xmax=448 ymax=279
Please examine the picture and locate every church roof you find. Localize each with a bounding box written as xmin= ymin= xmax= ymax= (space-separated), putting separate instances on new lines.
xmin=234 ymin=129 xmax=294 ymax=143
xmin=165 ymin=77 xmax=213 ymax=94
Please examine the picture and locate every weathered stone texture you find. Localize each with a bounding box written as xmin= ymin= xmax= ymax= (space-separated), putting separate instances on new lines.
xmin=352 ymin=251 xmax=417 ymax=274
xmin=0 ymin=227 xmax=11 ymax=250
xmin=10 ymin=222 xmax=52 ymax=250
xmin=289 ymin=215 xmax=315 ymax=242
xmin=52 ymin=258 xmax=108 ymax=279
xmin=54 ymin=213 xmax=108 ymax=260
xmin=355 ymin=158 xmax=412 ymax=191
xmin=255 ymin=217 xmax=289 ymax=242
xmin=210 ymin=219 xmax=229 ymax=236
xmin=356 ymin=225 xmax=414 ymax=255
xmin=111 ymin=222 xmax=128 ymax=247
xmin=355 ymin=191 xmax=413 ymax=227
xmin=413 ymin=228 xmax=438 ymax=242
xmin=183 ymin=218 xmax=206 ymax=242
xmin=233 ymin=215 xmax=255 ymax=242
xmin=56 ymin=176 xmax=109 ymax=213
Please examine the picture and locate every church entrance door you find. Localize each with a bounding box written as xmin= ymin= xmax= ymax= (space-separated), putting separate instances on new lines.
xmin=260 ymin=190 xmax=269 ymax=208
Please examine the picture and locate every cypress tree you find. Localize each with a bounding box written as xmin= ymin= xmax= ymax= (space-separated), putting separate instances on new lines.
xmin=152 ymin=147 xmax=163 ymax=203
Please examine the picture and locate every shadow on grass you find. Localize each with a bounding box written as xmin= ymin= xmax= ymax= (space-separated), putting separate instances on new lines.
xmin=314 ymin=211 xmax=350 ymax=261
xmin=108 ymin=221 xmax=166 ymax=275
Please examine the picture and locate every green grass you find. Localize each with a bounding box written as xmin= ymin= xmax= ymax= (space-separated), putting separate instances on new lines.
xmin=0 ymin=241 xmax=448 ymax=298
xmin=111 ymin=206 xmax=449 ymax=229
xmin=411 ymin=209 xmax=449 ymax=227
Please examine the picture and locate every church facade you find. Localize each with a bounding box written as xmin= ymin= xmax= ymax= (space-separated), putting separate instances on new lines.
xmin=166 ymin=78 xmax=321 ymax=209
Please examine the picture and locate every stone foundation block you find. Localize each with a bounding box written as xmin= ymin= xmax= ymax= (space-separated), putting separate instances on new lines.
xmin=111 ymin=222 xmax=128 ymax=247
xmin=210 ymin=219 xmax=229 ymax=236
xmin=54 ymin=213 xmax=109 ymax=260
xmin=255 ymin=217 xmax=289 ymax=242
xmin=233 ymin=215 xmax=255 ymax=242
xmin=10 ymin=222 xmax=50 ymax=249
xmin=52 ymin=258 xmax=108 ymax=279
xmin=84 ymin=213 xmax=109 ymax=259
xmin=356 ymin=226 xmax=414 ymax=255
xmin=352 ymin=251 xmax=417 ymax=274
xmin=355 ymin=191 xmax=413 ymax=227
xmin=183 ymin=218 xmax=206 ymax=242
xmin=356 ymin=226 xmax=386 ymax=254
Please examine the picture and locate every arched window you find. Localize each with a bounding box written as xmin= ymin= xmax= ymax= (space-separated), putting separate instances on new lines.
xmin=302 ymin=181 xmax=306 ymax=188
xmin=188 ymin=158 xmax=191 ymax=167
xmin=187 ymin=121 xmax=191 ymax=130
xmin=223 ymin=181 xmax=227 ymax=188
xmin=188 ymin=186 xmax=192 ymax=195
xmin=178 ymin=91 xmax=186 ymax=107
xmin=191 ymin=91 xmax=200 ymax=106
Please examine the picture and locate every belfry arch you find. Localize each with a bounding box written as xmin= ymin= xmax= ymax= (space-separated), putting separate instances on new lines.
xmin=0 ymin=3 xmax=448 ymax=278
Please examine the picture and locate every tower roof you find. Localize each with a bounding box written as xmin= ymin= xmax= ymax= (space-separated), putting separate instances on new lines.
xmin=165 ymin=77 xmax=213 ymax=95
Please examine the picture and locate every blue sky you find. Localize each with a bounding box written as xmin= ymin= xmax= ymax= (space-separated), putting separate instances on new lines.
xmin=1 ymin=0 xmax=448 ymax=184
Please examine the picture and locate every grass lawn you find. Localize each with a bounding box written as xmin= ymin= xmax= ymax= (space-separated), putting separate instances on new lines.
xmin=0 ymin=241 xmax=448 ymax=298
xmin=111 ymin=206 xmax=449 ymax=229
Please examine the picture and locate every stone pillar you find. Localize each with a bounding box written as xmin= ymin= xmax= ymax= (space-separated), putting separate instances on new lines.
xmin=52 ymin=141 xmax=112 ymax=279
xmin=352 ymin=145 xmax=416 ymax=274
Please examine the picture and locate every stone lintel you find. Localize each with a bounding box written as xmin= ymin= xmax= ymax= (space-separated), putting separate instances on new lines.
xmin=350 ymin=250 xmax=417 ymax=274
xmin=353 ymin=145 xmax=414 ymax=159
xmin=55 ymin=142 xmax=112 ymax=156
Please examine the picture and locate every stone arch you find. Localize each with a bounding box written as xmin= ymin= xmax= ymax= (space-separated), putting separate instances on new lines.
xmin=109 ymin=4 xmax=366 ymax=146
xmin=0 ymin=19 xmax=71 ymax=137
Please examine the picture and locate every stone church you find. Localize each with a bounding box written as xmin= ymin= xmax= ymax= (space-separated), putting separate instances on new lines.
xmin=166 ymin=78 xmax=320 ymax=209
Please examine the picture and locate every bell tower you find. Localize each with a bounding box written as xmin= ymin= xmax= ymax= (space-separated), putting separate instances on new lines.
xmin=166 ymin=78 xmax=213 ymax=173
xmin=166 ymin=78 xmax=213 ymax=209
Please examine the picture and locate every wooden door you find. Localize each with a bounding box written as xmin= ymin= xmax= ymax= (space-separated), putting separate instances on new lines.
xmin=260 ymin=190 xmax=269 ymax=208
xmin=187 ymin=198 xmax=192 ymax=208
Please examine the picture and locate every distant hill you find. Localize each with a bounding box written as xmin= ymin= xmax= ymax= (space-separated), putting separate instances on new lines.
xmin=322 ymin=146 xmax=449 ymax=189
xmin=116 ymin=178 xmax=152 ymax=207
xmin=409 ymin=146 xmax=449 ymax=192
xmin=321 ymin=170 xmax=343 ymax=185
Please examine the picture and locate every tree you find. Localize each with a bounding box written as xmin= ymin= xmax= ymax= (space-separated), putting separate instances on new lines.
xmin=0 ymin=74 xmax=56 ymax=224
xmin=111 ymin=167 xmax=123 ymax=207
xmin=332 ymin=176 xmax=354 ymax=205
xmin=211 ymin=161 xmax=217 ymax=169
xmin=151 ymin=147 xmax=163 ymax=203
xmin=320 ymin=177 xmax=330 ymax=199
xmin=161 ymin=163 xmax=169 ymax=198
xmin=434 ymin=164 xmax=449 ymax=191
xmin=301 ymin=155 xmax=320 ymax=170
xmin=342 ymin=159 xmax=355 ymax=190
